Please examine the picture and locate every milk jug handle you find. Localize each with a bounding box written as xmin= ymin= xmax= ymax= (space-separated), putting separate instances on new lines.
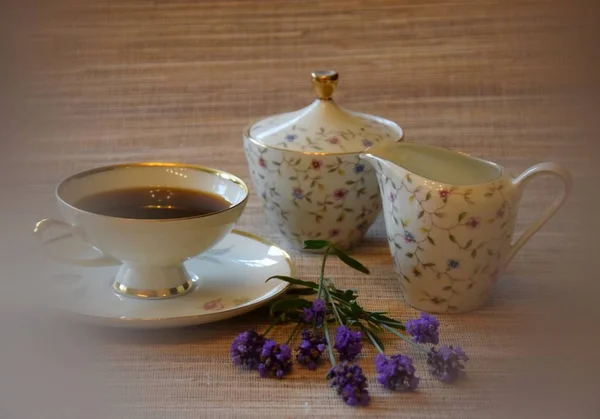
xmin=507 ymin=162 xmax=572 ymax=263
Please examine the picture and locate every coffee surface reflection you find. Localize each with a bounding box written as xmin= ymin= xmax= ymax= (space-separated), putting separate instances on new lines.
xmin=75 ymin=187 xmax=231 ymax=219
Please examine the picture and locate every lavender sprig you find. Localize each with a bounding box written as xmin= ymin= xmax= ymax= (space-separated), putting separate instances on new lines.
xmin=230 ymin=239 xmax=470 ymax=408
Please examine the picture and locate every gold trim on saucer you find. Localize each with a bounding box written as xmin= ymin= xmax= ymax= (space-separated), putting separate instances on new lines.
xmin=112 ymin=279 xmax=194 ymax=299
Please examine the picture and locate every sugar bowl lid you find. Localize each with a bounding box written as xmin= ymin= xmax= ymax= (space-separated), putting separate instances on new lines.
xmin=246 ymin=70 xmax=403 ymax=154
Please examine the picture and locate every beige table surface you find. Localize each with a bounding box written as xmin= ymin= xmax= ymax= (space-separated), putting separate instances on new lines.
xmin=0 ymin=1 xmax=598 ymax=418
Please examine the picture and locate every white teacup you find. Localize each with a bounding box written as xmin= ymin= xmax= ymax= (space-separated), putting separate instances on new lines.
xmin=34 ymin=163 xmax=248 ymax=299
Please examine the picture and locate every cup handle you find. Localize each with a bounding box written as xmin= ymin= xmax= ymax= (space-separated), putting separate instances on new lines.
xmin=33 ymin=218 xmax=119 ymax=266
xmin=506 ymin=162 xmax=572 ymax=263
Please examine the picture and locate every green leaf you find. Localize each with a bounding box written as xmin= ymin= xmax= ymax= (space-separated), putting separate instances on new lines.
xmin=425 ymin=191 xmax=432 ymax=201
xmin=418 ymin=210 xmax=425 ymax=219
xmin=332 ymin=248 xmax=370 ymax=274
xmin=434 ymin=212 xmax=445 ymax=218
xmin=359 ymin=323 xmax=386 ymax=351
xmin=405 ymin=252 xmax=414 ymax=258
xmin=465 ymin=239 xmax=473 ymax=249
xmin=286 ymin=288 xmax=318 ymax=296
xmin=458 ymin=212 xmax=467 ymax=222
xmin=449 ymin=234 xmax=457 ymax=243
xmin=427 ymin=236 xmax=436 ymax=245
xmin=266 ymin=275 xmax=318 ymax=289
xmin=372 ymin=314 xmax=405 ymax=330
xmin=269 ymin=297 xmax=312 ymax=316
xmin=302 ymin=240 xmax=331 ymax=250
xmin=335 ymin=289 xmax=358 ymax=302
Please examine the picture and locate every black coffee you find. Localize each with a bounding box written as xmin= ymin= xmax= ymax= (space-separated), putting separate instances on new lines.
xmin=75 ymin=187 xmax=231 ymax=219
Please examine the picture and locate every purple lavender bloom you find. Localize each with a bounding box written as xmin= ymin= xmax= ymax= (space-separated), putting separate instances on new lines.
xmin=405 ymin=312 xmax=440 ymax=345
xmin=374 ymin=353 xmax=419 ymax=391
xmin=334 ymin=325 xmax=363 ymax=362
xmin=296 ymin=329 xmax=327 ymax=370
xmin=427 ymin=345 xmax=469 ymax=383
xmin=230 ymin=329 xmax=266 ymax=369
xmin=284 ymin=134 xmax=297 ymax=142
xmin=326 ymin=362 xmax=370 ymax=406
xmin=302 ymin=298 xmax=326 ymax=327
xmin=257 ymin=339 xmax=293 ymax=379
xmin=362 ymin=139 xmax=373 ymax=147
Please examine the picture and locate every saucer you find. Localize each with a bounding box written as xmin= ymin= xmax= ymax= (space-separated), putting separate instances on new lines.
xmin=42 ymin=230 xmax=293 ymax=329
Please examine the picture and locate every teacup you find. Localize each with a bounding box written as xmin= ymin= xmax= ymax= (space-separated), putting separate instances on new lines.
xmin=34 ymin=162 xmax=248 ymax=299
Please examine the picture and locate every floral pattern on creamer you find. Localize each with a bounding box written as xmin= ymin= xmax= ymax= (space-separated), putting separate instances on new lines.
xmin=249 ymin=114 xmax=399 ymax=153
xmin=244 ymin=139 xmax=383 ymax=250
xmin=376 ymin=163 xmax=520 ymax=313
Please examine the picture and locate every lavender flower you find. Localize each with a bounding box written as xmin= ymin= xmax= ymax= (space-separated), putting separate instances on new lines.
xmin=405 ymin=312 xmax=440 ymax=345
xmin=374 ymin=353 xmax=419 ymax=391
xmin=334 ymin=325 xmax=363 ymax=362
xmin=257 ymin=339 xmax=293 ymax=379
xmin=302 ymin=298 xmax=326 ymax=327
xmin=230 ymin=329 xmax=266 ymax=369
xmin=296 ymin=329 xmax=327 ymax=370
xmin=427 ymin=345 xmax=469 ymax=383
xmin=326 ymin=362 xmax=370 ymax=406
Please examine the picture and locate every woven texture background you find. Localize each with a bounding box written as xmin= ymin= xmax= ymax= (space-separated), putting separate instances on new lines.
xmin=1 ymin=0 xmax=598 ymax=418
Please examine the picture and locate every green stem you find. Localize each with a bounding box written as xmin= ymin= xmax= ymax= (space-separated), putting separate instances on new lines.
xmin=323 ymin=319 xmax=336 ymax=367
xmin=365 ymin=329 xmax=385 ymax=354
xmin=262 ymin=321 xmax=278 ymax=337
xmin=317 ymin=245 xmax=332 ymax=300
xmin=323 ymin=286 xmax=344 ymax=326
xmin=286 ymin=322 xmax=302 ymax=345
xmin=382 ymin=324 xmax=427 ymax=353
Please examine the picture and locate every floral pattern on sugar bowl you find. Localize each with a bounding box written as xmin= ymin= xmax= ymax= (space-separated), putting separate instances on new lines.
xmin=244 ymin=141 xmax=383 ymax=250
xmin=249 ymin=115 xmax=399 ymax=153
xmin=243 ymin=70 xmax=403 ymax=250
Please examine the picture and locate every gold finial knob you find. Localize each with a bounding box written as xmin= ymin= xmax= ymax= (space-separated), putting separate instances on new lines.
xmin=311 ymin=70 xmax=339 ymax=100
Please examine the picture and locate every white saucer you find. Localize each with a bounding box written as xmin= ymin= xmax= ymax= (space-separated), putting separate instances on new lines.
xmin=42 ymin=230 xmax=293 ymax=329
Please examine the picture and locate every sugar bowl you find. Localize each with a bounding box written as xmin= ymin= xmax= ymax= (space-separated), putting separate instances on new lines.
xmin=243 ymin=70 xmax=403 ymax=250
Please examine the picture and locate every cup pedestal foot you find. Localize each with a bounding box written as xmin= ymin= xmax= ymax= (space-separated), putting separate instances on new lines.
xmin=112 ymin=263 xmax=196 ymax=299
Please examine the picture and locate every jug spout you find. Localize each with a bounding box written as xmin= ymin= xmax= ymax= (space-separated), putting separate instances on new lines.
xmin=361 ymin=141 xmax=504 ymax=187
xmin=359 ymin=141 xmax=411 ymax=183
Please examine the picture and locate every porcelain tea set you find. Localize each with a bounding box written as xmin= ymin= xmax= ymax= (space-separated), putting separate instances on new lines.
xmin=34 ymin=70 xmax=571 ymax=328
